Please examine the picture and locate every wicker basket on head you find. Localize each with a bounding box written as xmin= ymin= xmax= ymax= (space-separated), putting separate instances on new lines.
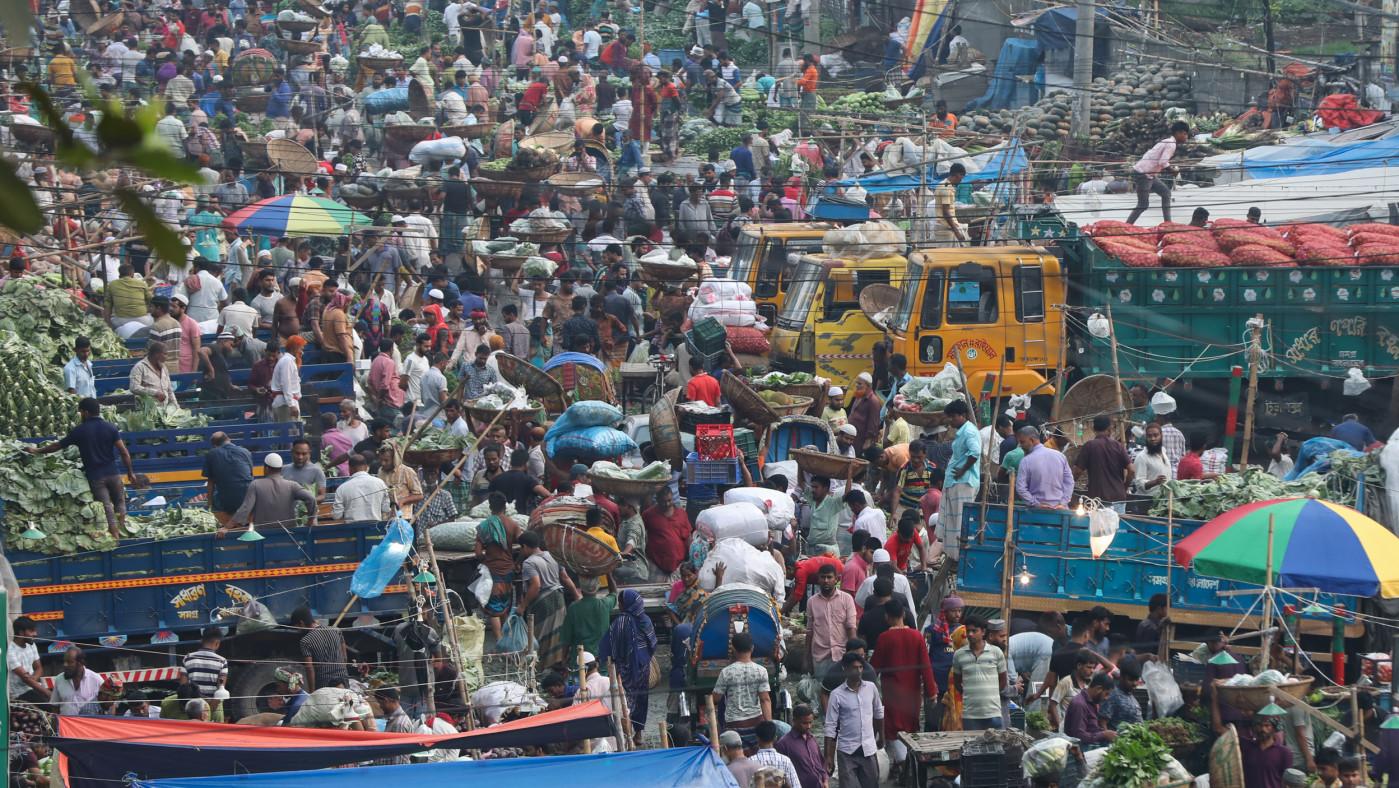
xmin=85 ymin=11 xmax=124 ymax=35
xmin=441 ymin=122 xmax=494 ymax=140
xmin=496 ymin=353 xmax=568 ymax=414
xmin=267 ymin=138 xmax=319 ymax=177
xmin=471 ymin=176 xmax=525 ymax=201
xmin=791 ymin=447 xmax=869 ymax=480
xmin=235 ymin=93 xmax=270 ymax=114
xmin=465 ymin=403 xmax=541 ymax=428
xmin=547 ymin=171 xmax=606 ymax=196
xmin=239 ymin=140 xmax=271 ymax=169
xmin=299 ymin=0 xmax=332 ymax=17
xmin=513 ymin=226 xmax=571 ymax=244
xmin=384 ymin=123 xmax=437 ymax=144
xmin=275 ymin=18 xmax=317 ymax=34
xmin=895 ymin=409 xmax=951 ymax=429
xmin=280 ymin=38 xmax=323 ymax=55
xmin=640 ymin=259 xmax=699 ymax=284
xmin=721 ymin=373 xmax=779 ymax=425
xmin=767 ymin=396 xmax=814 ymax=417
xmin=506 ymin=162 xmax=561 ymax=181
xmin=1214 ymin=677 xmax=1314 ymax=713
xmin=484 ymin=253 xmax=527 ymax=274
xmin=339 ymin=190 xmax=382 ymax=210
xmin=586 ymin=475 xmax=670 ymax=500
xmin=402 ymin=447 xmax=463 ymax=468
xmin=521 ymin=131 xmax=577 ymax=155
xmin=358 ymin=55 xmax=403 ymax=71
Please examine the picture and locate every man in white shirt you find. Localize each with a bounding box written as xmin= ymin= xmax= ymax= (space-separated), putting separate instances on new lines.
xmin=269 ymin=342 xmax=301 ymax=421
xmin=332 ymin=454 xmax=391 ymax=520
xmin=581 ymin=22 xmax=602 ymax=61
xmin=177 ymin=259 xmax=229 ymax=326
xmin=219 ymin=294 xmax=260 ymax=337
xmin=443 ymin=0 xmax=464 ymax=42
xmin=749 ymin=721 xmax=802 ymax=788
xmin=51 ymin=647 xmax=103 ymax=716
xmin=824 ymin=651 xmax=884 ymax=788
xmin=1126 ymin=120 xmax=1190 ymax=225
xmin=401 ymin=333 xmax=432 ymax=407
xmin=845 ymin=490 xmax=887 ymax=541
xmin=854 ymin=550 xmax=917 ymax=615
xmin=9 ymin=616 xmax=47 ymax=701
xmin=396 ymin=214 xmax=437 ymax=271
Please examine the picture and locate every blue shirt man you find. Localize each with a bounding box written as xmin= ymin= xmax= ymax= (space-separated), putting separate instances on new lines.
xmin=63 ymin=342 xmax=96 ymax=399
xmin=266 ymin=79 xmax=293 ymax=118
xmin=731 ymin=142 xmax=756 ymax=181
xmin=1330 ymin=415 xmax=1377 ymax=451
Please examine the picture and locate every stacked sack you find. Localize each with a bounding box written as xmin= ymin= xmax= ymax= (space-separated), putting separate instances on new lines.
xmin=1086 ymin=218 xmax=1399 ymax=268
xmin=543 ymin=400 xmax=637 ymax=463
xmin=688 ymin=280 xmax=771 ymax=354
xmin=1346 ymin=222 xmax=1399 ymax=265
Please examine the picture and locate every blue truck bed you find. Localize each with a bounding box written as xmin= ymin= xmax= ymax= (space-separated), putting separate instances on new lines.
xmin=958 ymin=504 xmax=1360 ymax=636
xmin=9 ymin=520 xmax=405 ymax=646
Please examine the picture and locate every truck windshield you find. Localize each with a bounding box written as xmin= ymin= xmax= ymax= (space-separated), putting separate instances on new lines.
xmin=729 ymin=232 xmax=759 ymax=285
xmin=776 ymin=261 xmax=822 ymax=330
xmin=755 ymin=239 xmax=822 ymax=298
xmin=893 ymin=260 xmax=922 ymax=334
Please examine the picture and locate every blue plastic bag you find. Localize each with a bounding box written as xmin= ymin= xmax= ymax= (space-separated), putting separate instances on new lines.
xmin=546 ymin=426 xmax=638 ymax=462
xmin=349 ymin=515 xmax=413 ymax=599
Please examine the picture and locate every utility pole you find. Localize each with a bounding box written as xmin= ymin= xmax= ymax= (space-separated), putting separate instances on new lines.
xmin=1262 ymin=0 xmax=1277 ymax=75
xmin=1240 ymin=314 xmax=1264 ymax=469
xmin=1071 ymin=0 xmax=1093 ymax=137
xmin=803 ymin=0 xmax=820 ymax=65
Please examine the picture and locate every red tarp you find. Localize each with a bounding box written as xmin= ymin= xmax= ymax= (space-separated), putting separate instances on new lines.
xmin=54 ymin=700 xmax=616 ymax=788
xmin=1317 ymin=93 xmax=1386 ymax=131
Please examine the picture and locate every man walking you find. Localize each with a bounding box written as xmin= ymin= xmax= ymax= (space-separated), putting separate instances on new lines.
xmin=1126 ymin=120 xmax=1189 ymax=224
xmin=824 ymin=651 xmax=883 ymax=788
xmin=806 ymin=563 xmax=857 ymax=678
xmin=29 ymin=398 xmax=139 ymax=538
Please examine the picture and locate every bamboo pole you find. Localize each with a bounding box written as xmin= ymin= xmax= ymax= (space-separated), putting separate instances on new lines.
xmin=1049 ymin=304 xmax=1070 ymax=423
xmin=999 ymin=473 xmax=1017 ymax=625
xmin=578 ymin=647 xmax=592 ymax=754
xmin=705 ymin=695 xmax=720 ymax=752
xmin=609 ymin=662 xmax=633 ymax=751
xmin=1260 ymin=514 xmax=1276 ymax=672
xmin=1159 ymin=490 xmax=1174 ymax=663
xmin=1103 ymin=300 xmax=1128 ymax=444
xmin=1240 ymin=314 xmax=1264 ymax=469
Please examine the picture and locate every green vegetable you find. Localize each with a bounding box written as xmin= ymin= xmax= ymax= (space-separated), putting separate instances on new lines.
xmin=751 ymin=371 xmax=814 ymax=387
xmin=1025 ymin=709 xmax=1050 ymax=734
xmin=1145 ymin=717 xmax=1203 ymax=746
xmin=103 ymin=395 xmax=210 ymax=433
xmin=125 ymin=507 xmax=220 ymax=541
xmin=1148 ymin=455 xmax=1373 ymax=520
xmin=1092 ymin=724 xmax=1172 ymax=787
xmin=0 ymin=438 xmax=113 ymax=553
xmin=0 ymin=331 xmax=80 ymax=439
xmin=407 ymin=428 xmax=474 ymax=452
xmin=0 ymin=278 xmax=128 ymax=362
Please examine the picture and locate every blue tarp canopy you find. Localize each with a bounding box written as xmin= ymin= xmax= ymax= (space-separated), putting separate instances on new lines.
xmin=1224 ymin=137 xmax=1399 ymax=180
xmin=1031 ymin=6 xmax=1110 ymax=50
xmin=836 ymin=143 xmax=1029 ymax=194
xmin=132 ymin=747 xmax=740 ymax=788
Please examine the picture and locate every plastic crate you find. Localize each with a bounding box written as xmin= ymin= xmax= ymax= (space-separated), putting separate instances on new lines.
xmin=678 ymin=405 xmax=732 ymax=434
xmin=696 ymin=423 xmax=737 ymax=460
xmin=689 ymin=317 xmax=728 ymax=357
xmin=1172 ymin=654 xmax=1207 ymax=686
xmin=733 ymin=427 xmax=758 ymax=457
xmin=960 ymin=740 xmax=1008 ymax=788
xmin=684 ymin=451 xmax=742 ymax=485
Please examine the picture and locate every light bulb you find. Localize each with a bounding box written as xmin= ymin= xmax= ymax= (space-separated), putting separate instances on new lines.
xmin=1074 ymin=503 xmax=1086 ymax=517
xmin=1019 ymin=569 xmax=1031 ymax=586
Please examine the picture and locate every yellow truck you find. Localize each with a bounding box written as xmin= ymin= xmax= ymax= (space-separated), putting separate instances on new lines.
xmin=725 ymin=223 xmax=831 ymax=324
xmin=770 ymin=246 xmax=1065 ymax=397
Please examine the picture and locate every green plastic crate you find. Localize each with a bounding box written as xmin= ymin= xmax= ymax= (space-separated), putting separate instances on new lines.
xmin=688 ymin=317 xmax=728 ymax=357
xmin=733 ymin=427 xmax=758 ymax=458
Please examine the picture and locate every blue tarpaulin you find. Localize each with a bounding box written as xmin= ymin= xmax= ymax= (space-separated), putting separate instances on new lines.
xmin=965 ymin=38 xmax=1041 ymax=111
xmin=836 ymin=143 xmax=1029 ymax=194
xmin=1225 ymin=137 xmax=1399 ymax=180
xmin=133 ymin=747 xmax=740 ymax=788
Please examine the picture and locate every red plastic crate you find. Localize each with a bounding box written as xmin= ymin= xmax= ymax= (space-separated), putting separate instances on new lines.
xmin=696 ymin=423 xmax=737 ymax=460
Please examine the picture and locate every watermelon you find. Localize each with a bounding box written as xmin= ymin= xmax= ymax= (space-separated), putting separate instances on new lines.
xmin=1229 ymin=244 xmax=1294 ymax=266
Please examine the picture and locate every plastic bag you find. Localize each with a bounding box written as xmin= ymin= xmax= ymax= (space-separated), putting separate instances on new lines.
xmin=724 ymin=488 xmax=796 ymax=533
xmin=232 ymin=599 xmax=279 ymax=635
xmin=471 ymin=680 xmax=540 ymax=725
xmin=1023 ymin=734 xmax=1073 ymax=778
xmin=698 ymin=501 xmax=771 ymax=546
xmin=291 ymin=687 xmax=372 ymax=728
xmin=555 ymin=400 xmax=625 ymax=430
xmin=547 ymin=426 xmax=638 ymax=462
xmin=469 ymin=572 xmax=492 ymax=607
xmin=409 ymin=136 xmax=467 ymax=163
xmin=1142 ymin=659 xmax=1184 ymax=716
xmin=821 ymin=220 xmax=906 ymax=260
xmin=497 ymin=612 xmax=531 ymax=653
xmin=700 ymin=538 xmax=785 ymax=604
xmin=428 ymin=520 xmax=480 ymax=551
xmin=1088 ymin=506 xmax=1119 ymax=558
xmin=1344 ymin=367 xmax=1372 ymax=396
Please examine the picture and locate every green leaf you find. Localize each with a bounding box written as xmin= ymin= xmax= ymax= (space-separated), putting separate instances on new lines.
xmin=0 ymin=158 xmax=43 ymax=234
xmin=0 ymin=3 xmax=33 ymax=48
xmin=97 ymin=111 xmax=145 ymax=150
xmin=115 ymin=190 xmax=186 ymax=267
xmin=20 ymin=83 xmax=75 ymax=149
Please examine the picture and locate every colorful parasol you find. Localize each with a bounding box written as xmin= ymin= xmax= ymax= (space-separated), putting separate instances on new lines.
xmin=222 ymin=195 xmax=370 ymax=238
xmin=1173 ymin=497 xmax=1399 ymax=598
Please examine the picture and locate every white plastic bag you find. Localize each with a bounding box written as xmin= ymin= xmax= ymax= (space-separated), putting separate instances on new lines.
xmin=1142 ymin=659 xmax=1184 ymax=716
xmin=1344 ymin=367 xmax=1372 ymax=396
xmin=1023 ymin=735 xmax=1073 ymax=778
xmin=724 ymin=487 xmax=797 ymax=534
xmin=410 ymin=136 xmax=468 ymax=163
xmin=696 ymin=502 xmax=770 ymax=546
xmin=471 ymin=681 xmax=541 ymax=725
xmin=1088 ymin=506 xmax=1120 ymax=558
xmin=469 ymin=572 xmax=492 ymax=607
xmin=700 ymin=538 xmax=785 ymax=604
xmin=695 ymin=280 xmax=753 ymax=302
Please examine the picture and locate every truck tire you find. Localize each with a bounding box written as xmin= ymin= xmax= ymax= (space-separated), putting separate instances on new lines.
xmin=226 ymin=658 xmax=303 ymax=722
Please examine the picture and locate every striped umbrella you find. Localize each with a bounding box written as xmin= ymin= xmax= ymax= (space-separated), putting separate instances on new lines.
xmin=222 ymin=195 xmax=370 ymax=238
xmin=1173 ymin=497 xmax=1399 ymax=598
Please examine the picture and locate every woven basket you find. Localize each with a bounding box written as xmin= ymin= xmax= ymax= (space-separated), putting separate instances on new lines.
xmin=339 ymin=190 xmax=381 ymax=210
xmin=896 ymin=409 xmax=951 ymax=428
xmin=791 ymin=447 xmax=868 ymax=479
xmin=239 ymin=140 xmax=271 ymax=168
xmin=275 ymin=18 xmax=317 ymax=33
xmin=358 ymin=55 xmax=403 ymax=71
xmin=1214 ymin=677 xmax=1313 ymax=713
xmin=547 ymin=171 xmax=606 ymax=195
xmin=495 ymin=353 xmax=568 ymax=414
xmin=513 ymin=226 xmax=571 ymax=244
xmin=299 ymin=0 xmax=332 ymax=17
xmin=586 ymin=475 xmax=670 ymax=500
xmin=280 ymin=38 xmax=323 ymax=55
xmin=408 ymin=78 xmax=434 ymax=118
xmin=471 ymin=176 xmax=525 ymax=201
xmin=384 ymin=124 xmax=437 ymax=143
xmin=721 ymin=373 xmax=779 ymax=425
xmin=521 ymin=131 xmax=577 ymax=155
xmin=506 ymin=162 xmax=561 ymax=181
xmin=649 ymin=395 xmax=684 ymax=465
xmin=465 ymin=404 xmax=540 ymax=426
xmin=86 ymin=11 xmax=124 ymax=35
xmin=441 ymin=122 xmax=494 ymax=139
xmin=768 ymin=395 xmax=814 ymax=417
xmin=9 ymin=124 xmax=53 ymax=147
xmin=484 ymin=253 xmax=527 ymax=273
xmin=267 ymin=137 xmax=319 ymax=176
xmin=640 ymin=259 xmax=700 ymax=284
xmin=235 ymin=93 xmax=270 ymax=114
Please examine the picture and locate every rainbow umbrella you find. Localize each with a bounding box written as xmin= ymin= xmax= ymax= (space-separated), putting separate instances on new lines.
xmin=222 ymin=195 xmax=370 ymax=238
xmin=1173 ymin=497 xmax=1399 ymax=598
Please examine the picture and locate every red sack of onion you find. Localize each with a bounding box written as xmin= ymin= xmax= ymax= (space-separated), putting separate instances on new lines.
xmin=1229 ymin=244 xmax=1295 ymax=266
xmin=1348 ymin=223 xmax=1399 ymax=239
xmin=1160 ymin=246 xmax=1231 ymax=267
xmin=1354 ymin=243 xmax=1399 ymax=265
xmin=1294 ymin=241 xmax=1353 ymax=266
xmin=725 ymin=325 xmax=772 ymax=355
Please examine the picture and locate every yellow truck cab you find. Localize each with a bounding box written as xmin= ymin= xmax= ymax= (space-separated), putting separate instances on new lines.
xmin=880 ymin=246 xmax=1067 ymax=397
xmin=726 ymin=223 xmax=831 ymax=323
xmin=770 ymin=252 xmax=910 ymax=387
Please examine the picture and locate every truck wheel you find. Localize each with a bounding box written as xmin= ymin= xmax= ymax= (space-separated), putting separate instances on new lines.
xmin=226 ymin=658 xmax=303 ymax=722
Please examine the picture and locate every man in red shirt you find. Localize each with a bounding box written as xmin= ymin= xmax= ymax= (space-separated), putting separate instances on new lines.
xmin=782 ymin=552 xmax=843 ymax=615
xmin=517 ymin=68 xmax=549 ymax=126
xmin=642 ymin=486 xmax=691 ymax=577
xmin=884 ymin=512 xmax=928 ymax=573
xmin=1176 ymin=433 xmax=1207 ymax=481
xmin=842 ymin=531 xmax=875 ymax=597
xmin=684 ymin=355 xmax=720 ymax=406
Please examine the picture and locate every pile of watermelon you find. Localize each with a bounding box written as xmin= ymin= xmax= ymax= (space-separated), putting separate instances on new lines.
xmin=1081 ymin=219 xmax=1399 ymax=268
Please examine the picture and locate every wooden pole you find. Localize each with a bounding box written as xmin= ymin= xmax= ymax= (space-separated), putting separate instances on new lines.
xmin=577 ymin=647 xmax=592 ymax=753
xmin=609 ymin=662 xmax=633 ymax=750
xmin=1240 ymin=314 xmax=1264 ymax=469
xmin=705 ymin=694 xmax=721 ymax=751
xmin=1049 ymin=304 xmax=1070 ymax=423
xmin=1260 ymin=513 xmax=1276 ymax=672
xmin=1103 ymin=300 xmax=1127 ymax=443
xmin=1159 ymin=489 xmax=1174 ymax=663
xmin=999 ymin=473 xmax=1017 ymax=625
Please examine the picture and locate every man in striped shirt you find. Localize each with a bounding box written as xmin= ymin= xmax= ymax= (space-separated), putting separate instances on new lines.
xmin=181 ymin=627 xmax=228 ymax=698
xmin=750 ymin=720 xmax=802 ymax=788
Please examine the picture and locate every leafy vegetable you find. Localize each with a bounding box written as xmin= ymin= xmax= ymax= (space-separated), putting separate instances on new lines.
xmin=1149 ymin=458 xmax=1370 ymax=520
xmin=102 ymin=395 xmax=210 ymax=433
xmin=1091 ymin=724 xmax=1172 ymax=787
xmin=125 ymin=507 xmax=220 ymax=541
xmin=0 ymin=279 xmax=128 ymax=362
xmin=0 ymin=439 xmax=113 ymax=553
xmin=1145 ymin=717 xmax=1203 ymax=746
xmin=0 ymin=331 xmax=79 ymax=438
xmin=1025 ymin=709 xmax=1050 ymax=734
xmin=751 ymin=371 xmax=814 ymax=387
xmin=407 ymin=428 xmax=474 ymax=452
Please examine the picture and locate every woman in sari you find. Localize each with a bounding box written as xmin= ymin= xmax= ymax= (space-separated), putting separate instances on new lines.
xmin=597 ymin=589 xmax=657 ymax=746
xmin=656 ymin=70 xmax=682 ymax=163
xmin=573 ymin=68 xmax=597 ymax=119
xmin=628 ymin=64 xmax=657 ymax=149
